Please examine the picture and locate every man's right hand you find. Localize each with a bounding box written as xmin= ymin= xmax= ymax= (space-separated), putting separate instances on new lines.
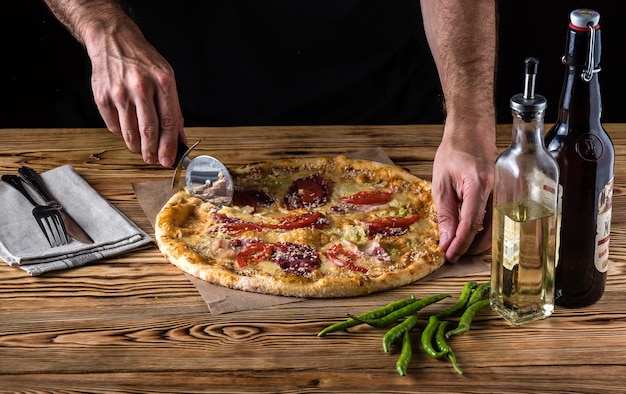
xmin=43 ymin=0 xmax=186 ymax=167
xmin=86 ymin=25 xmax=185 ymax=167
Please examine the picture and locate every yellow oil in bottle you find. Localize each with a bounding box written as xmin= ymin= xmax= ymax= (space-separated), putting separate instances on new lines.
xmin=490 ymin=199 xmax=556 ymax=325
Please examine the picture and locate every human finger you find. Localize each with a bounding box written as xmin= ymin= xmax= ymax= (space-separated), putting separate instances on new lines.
xmin=115 ymin=99 xmax=143 ymax=154
xmin=434 ymin=182 xmax=460 ymax=254
xmin=97 ymin=72 xmax=143 ymax=154
xmin=445 ymin=189 xmax=490 ymax=262
xmin=155 ymin=80 xmax=184 ymax=167
xmin=92 ymin=82 xmax=122 ymax=136
xmin=134 ymin=91 xmax=161 ymax=165
xmin=98 ymin=100 xmax=122 ymax=136
xmin=465 ymin=195 xmax=493 ymax=256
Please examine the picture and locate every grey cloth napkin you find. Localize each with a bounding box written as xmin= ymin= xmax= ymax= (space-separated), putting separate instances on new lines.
xmin=0 ymin=165 xmax=153 ymax=276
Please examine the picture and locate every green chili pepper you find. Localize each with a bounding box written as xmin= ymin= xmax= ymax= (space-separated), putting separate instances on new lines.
xmin=446 ymin=349 xmax=463 ymax=375
xmin=421 ymin=315 xmax=448 ymax=359
xmin=382 ymin=313 xmax=418 ymax=353
xmin=396 ymin=329 xmax=413 ymax=376
xmin=435 ymin=281 xmax=478 ymax=319
xmin=446 ymin=298 xmax=490 ymax=338
xmin=349 ymin=293 xmax=451 ymax=329
xmin=468 ymin=282 xmax=491 ymax=305
xmin=317 ymin=295 xmax=416 ymax=336
xmin=435 ymin=320 xmax=452 ymax=353
xmin=435 ymin=320 xmax=463 ymax=375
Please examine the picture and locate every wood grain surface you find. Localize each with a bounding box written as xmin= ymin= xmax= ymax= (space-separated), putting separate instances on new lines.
xmin=1 ymin=125 xmax=626 ymax=393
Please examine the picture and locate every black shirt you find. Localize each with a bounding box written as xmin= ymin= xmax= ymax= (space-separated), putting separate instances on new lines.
xmin=60 ymin=0 xmax=445 ymax=127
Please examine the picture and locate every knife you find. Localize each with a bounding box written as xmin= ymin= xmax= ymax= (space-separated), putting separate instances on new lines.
xmin=18 ymin=166 xmax=95 ymax=244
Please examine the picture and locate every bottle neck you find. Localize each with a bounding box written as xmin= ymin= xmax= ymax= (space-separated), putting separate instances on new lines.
xmin=512 ymin=110 xmax=545 ymax=149
xmin=556 ymin=26 xmax=603 ymax=126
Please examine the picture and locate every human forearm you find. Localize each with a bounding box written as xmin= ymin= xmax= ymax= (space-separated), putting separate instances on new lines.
xmin=420 ymin=0 xmax=497 ymax=130
xmin=43 ymin=0 xmax=137 ymax=46
xmin=421 ymin=0 xmax=498 ymax=262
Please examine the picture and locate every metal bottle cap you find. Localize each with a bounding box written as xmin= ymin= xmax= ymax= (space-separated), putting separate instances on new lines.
xmin=510 ymin=57 xmax=547 ymax=113
xmin=570 ymin=9 xmax=600 ymax=29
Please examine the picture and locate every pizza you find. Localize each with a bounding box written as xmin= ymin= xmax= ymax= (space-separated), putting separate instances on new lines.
xmin=155 ymin=155 xmax=445 ymax=298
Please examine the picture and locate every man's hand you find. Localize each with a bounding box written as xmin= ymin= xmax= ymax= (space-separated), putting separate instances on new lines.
xmin=87 ymin=27 xmax=185 ymax=167
xmin=432 ymin=122 xmax=497 ymax=262
xmin=43 ymin=0 xmax=186 ymax=167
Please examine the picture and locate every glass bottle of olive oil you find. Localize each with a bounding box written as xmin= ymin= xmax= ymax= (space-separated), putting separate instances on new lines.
xmin=490 ymin=58 xmax=559 ymax=325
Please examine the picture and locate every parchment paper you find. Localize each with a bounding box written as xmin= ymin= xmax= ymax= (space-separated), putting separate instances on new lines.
xmin=132 ymin=148 xmax=489 ymax=314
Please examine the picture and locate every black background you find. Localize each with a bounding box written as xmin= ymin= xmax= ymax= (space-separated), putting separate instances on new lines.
xmin=2 ymin=1 xmax=624 ymax=128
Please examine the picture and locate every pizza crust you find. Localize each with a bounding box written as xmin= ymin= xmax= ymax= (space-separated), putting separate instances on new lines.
xmin=155 ymin=155 xmax=445 ymax=298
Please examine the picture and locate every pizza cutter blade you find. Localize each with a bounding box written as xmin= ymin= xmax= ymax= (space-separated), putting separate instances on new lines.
xmin=171 ymin=139 xmax=234 ymax=206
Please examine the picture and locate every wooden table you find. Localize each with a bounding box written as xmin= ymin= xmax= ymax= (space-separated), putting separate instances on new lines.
xmin=1 ymin=125 xmax=625 ymax=393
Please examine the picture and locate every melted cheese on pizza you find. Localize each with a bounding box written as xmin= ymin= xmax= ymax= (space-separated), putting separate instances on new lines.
xmin=155 ymin=155 xmax=445 ymax=298
xmin=179 ymin=159 xmax=437 ymax=280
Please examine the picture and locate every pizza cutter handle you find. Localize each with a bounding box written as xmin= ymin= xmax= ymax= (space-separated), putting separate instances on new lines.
xmin=173 ymin=139 xmax=192 ymax=169
xmin=170 ymin=139 xmax=202 ymax=189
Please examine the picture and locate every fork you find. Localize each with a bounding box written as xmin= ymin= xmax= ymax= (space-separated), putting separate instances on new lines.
xmin=1 ymin=174 xmax=71 ymax=247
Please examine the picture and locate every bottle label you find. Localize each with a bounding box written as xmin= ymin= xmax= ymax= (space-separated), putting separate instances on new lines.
xmin=536 ymin=174 xmax=558 ymax=210
xmin=595 ymin=177 xmax=613 ymax=272
xmin=503 ymin=215 xmax=520 ymax=271
xmin=530 ymin=173 xmax=560 ymax=268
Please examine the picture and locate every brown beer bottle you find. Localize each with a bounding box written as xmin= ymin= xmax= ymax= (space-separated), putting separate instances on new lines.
xmin=545 ymin=9 xmax=614 ymax=307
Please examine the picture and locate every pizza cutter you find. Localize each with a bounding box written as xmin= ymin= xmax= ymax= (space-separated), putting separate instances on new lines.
xmin=171 ymin=139 xmax=234 ymax=206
